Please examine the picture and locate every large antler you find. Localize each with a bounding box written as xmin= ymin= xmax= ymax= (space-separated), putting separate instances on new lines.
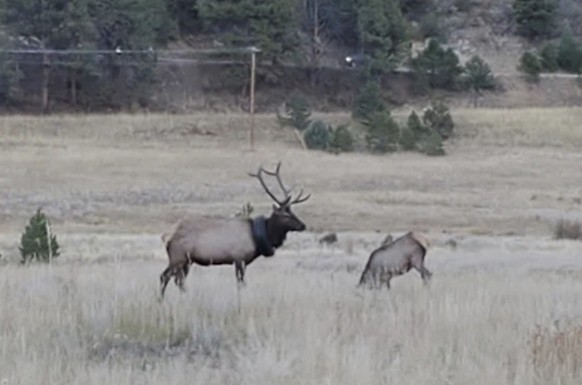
xmin=248 ymin=161 xmax=310 ymax=207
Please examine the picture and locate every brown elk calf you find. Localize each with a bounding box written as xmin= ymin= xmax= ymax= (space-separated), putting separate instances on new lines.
xmin=159 ymin=162 xmax=310 ymax=298
xmin=358 ymin=231 xmax=432 ymax=289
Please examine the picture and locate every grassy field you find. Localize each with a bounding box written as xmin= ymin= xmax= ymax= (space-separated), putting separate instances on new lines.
xmin=1 ymin=107 xmax=582 ymax=384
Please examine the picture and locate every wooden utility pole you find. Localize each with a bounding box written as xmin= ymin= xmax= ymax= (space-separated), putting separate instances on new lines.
xmin=249 ymin=46 xmax=260 ymax=151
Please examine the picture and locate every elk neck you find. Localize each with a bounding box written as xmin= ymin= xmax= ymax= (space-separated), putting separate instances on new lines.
xmin=265 ymin=216 xmax=288 ymax=249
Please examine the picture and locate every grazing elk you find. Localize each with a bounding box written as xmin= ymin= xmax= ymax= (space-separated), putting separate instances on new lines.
xmin=358 ymin=231 xmax=432 ymax=290
xmin=159 ymin=162 xmax=310 ymax=298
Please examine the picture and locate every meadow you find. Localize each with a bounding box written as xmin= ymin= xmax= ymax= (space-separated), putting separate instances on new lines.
xmin=1 ymin=107 xmax=582 ymax=384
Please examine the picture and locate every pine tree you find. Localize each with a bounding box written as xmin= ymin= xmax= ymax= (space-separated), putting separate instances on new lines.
xmin=518 ymin=51 xmax=542 ymax=83
xmin=513 ymin=0 xmax=557 ymax=39
xmin=198 ymin=0 xmax=299 ymax=64
xmin=19 ymin=209 xmax=60 ymax=264
xmin=352 ymin=80 xmax=385 ymax=122
xmin=277 ymin=92 xmax=312 ymax=131
xmin=557 ymin=26 xmax=582 ymax=73
xmin=411 ymin=39 xmax=464 ymax=90
xmin=356 ymin=0 xmax=409 ymax=77
xmin=3 ymin=0 xmax=96 ymax=112
xmin=364 ymin=110 xmax=400 ymax=153
xmin=464 ymin=55 xmax=496 ymax=107
xmin=419 ymin=129 xmax=445 ymax=156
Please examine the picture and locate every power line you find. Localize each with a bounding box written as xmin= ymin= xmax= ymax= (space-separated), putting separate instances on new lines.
xmin=0 ymin=46 xmax=261 ymax=55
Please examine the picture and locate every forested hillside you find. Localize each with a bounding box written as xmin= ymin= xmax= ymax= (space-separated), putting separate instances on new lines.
xmin=0 ymin=0 xmax=581 ymax=113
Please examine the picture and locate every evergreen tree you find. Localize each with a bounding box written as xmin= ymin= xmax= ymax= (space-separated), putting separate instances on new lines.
xmin=356 ymin=0 xmax=409 ymax=77
xmin=539 ymin=42 xmax=559 ymax=72
xmin=464 ymin=55 xmax=496 ymax=107
xmin=277 ymin=92 xmax=312 ymax=131
xmin=352 ymin=80 xmax=385 ymax=122
xmin=557 ymin=25 xmax=582 ymax=73
xmin=19 ymin=209 xmax=60 ymax=264
xmin=418 ymin=128 xmax=445 ymax=156
xmin=407 ymin=110 xmax=430 ymax=142
xmin=411 ymin=39 xmax=464 ymax=90
xmin=518 ymin=51 xmax=542 ymax=83
xmin=513 ymin=0 xmax=557 ymax=39
xmin=364 ymin=110 xmax=400 ymax=153
xmin=3 ymin=0 xmax=96 ymax=112
xmin=198 ymin=0 xmax=300 ymax=64
xmin=88 ymin=0 xmax=175 ymax=107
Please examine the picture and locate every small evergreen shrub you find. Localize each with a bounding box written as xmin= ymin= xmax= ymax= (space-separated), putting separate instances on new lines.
xmin=364 ymin=110 xmax=400 ymax=153
xmin=304 ymin=120 xmax=331 ymax=150
xmin=518 ymin=51 xmax=542 ymax=82
xmin=407 ymin=110 xmax=430 ymax=141
xmin=418 ymin=128 xmax=445 ymax=156
xmin=422 ymin=100 xmax=454 ymax=140
xmin=329 ymin=124 xmax=355 ymax=153
xmin=399 ymin=125 xmax=417 ymax=151
xmin=19 ymin=208 xmax=60 ymax=264
xmin=277 ymin=92 xmax=312 ymax=131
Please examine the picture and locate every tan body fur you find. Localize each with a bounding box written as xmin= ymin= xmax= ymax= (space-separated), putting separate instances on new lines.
xmin=358 ymin=231 xmax=432 ymax=289
xmin=159 ymin=161 xmax=311 ymax=299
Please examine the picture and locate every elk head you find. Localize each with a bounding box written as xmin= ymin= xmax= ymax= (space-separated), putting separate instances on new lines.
xmin=248 ymin=161 xmax=310 ymax=235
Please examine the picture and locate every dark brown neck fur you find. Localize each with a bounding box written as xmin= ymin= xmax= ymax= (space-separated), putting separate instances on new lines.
xmin=265 ymin=217 xmax=288 ymax=249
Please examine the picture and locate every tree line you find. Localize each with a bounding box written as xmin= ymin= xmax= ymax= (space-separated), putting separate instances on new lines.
xmin=1 ymin=0 xmax=558 ymax=112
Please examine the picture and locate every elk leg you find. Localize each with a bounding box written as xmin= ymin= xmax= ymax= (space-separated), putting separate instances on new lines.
xmin=411 ymin=254 xmax=432 ymax=284
xmin=160 ymin=266 xmax=172 ymax=299
xmin=174 ymin=264 xmax=189 ymax=292
xmin=234 ymin=261 xmax=246 ymax=285
xmin=384 ymin=273 xmax=392 ymax=290
xmin=413 ymin=264 xmax=432 ymax=284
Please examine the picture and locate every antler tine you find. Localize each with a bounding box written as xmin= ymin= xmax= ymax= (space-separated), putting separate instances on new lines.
xmin=262 ymin=161 xmax=293 ymax=201
xmin=290 ymin=188 xmax=311 ymax=205
xmin=248 ymin=165 xmax=285 ymax=206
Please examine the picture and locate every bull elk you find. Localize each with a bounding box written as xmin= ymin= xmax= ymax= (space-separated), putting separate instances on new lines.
xmin=358 ymin=231 xmax=432 ymax=289
xmin=159 ymin=161 xmax=310 ymax=298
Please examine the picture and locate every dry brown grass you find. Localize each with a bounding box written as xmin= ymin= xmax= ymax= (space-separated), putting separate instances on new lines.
xmin=1 ymin=107 xmax=582 ymax=384
xmin=531 ymin=324 xmax=582 ymax=384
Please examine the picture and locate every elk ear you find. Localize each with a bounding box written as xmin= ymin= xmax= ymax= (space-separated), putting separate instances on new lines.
xmin=273 ymin=204 xmax=278 ymax=211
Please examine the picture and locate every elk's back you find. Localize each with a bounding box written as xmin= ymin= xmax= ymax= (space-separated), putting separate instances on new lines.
xmin=366 ymin=233 xmax=426 ymax=272
xmin=169 ymin=217 xmax=255 ymax=263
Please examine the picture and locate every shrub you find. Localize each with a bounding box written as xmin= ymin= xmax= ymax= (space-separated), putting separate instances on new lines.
xmin=277 ymin=92 xmax=312 ymax=131
xmin=518 ymin=51 xmax=542 ymax=82
xmin=304 ymin=120 xmax=332 ymax=150
xmin=422 ymin=100 xmax=454 ymax=140
xmin=418 ymin=128 xmax=445 ymax=156
xmin=19 ymin=208 xmax=60 ymax=264
xmin=329 ymin=124 xmax=355 ymax=153
xmin=554 ymin=218 xmax=582 ymax=240
xmin=531 ymin=324 xmax=582 ymax=382
xmin=364 ymin=110 xmax=400 ymax=153
xmin=540 ymin=42 xmax=559 ymax=71
xmin=513 ymin=0 xmax=558 ymax=39
xmin=352 ymin=80 xmax=386 ymax=122
xmin=557 ymin=27 xmax=582 ymax=73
